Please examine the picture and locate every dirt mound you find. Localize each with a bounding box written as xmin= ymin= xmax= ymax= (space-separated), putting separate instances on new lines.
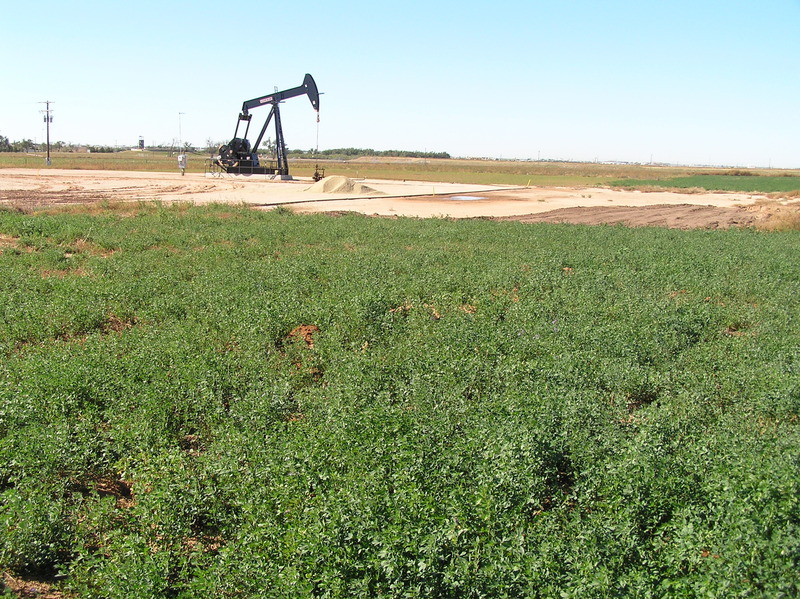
xmin=306 ymin=176 xmax=383 ymax=195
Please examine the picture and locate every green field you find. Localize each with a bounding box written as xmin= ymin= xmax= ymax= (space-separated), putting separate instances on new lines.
xmin=610 ymin=174 xmax=800 ymax=195
xmin=0 ymin=151 xmax=221 ymax=175
xmin=1 ymin=203 xmax=798 ymax=597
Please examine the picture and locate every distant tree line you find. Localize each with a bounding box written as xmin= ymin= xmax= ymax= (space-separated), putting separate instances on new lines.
xmin=0 ymin=135 xmax=36 ymax=152
xmin=288 ymin=147 xmax=451 ymax=160
xmin=0 ymin=134 xmax=448 ymax=160
xmin=0 ymin=135 xmax=117 ymax=153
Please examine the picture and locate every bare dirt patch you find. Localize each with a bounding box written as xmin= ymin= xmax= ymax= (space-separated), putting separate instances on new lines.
xmin=39 ymin=267 xmax=88 ymax=279
xmin=0 ymin=234 xmax=22 ymax=251
xmin=0 ymin=188 xmax=109 ymax=209
xmin=287 ymin=324 xmax=321 ymax=349
xmin=2 ymin=573 xmax=71 ymax=599
xmin=490 ymin=204 xmax=761 ymax=229
xmin=1 ymin=169 xmax=796 ymax=229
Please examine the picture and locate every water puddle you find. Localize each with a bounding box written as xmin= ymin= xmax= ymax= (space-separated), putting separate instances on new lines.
xmin=446 ymin=195 xmax=487 ymax=201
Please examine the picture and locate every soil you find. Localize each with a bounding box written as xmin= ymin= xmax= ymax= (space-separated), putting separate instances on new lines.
xmin=1 ymin=169 xmax=796 ymax=229
xmin=489 ymin=203 xmax=760 ymax=229
xmin=2 ymin=573 xmax=68 ymax=599
xmin=287 ymin=324 xmax=321 ymax=348
xmin=306 ymin=175 xmax=382 ymax=195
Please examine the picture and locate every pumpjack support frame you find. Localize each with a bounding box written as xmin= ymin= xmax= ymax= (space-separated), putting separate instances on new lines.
xmin=215 ymin=74 xmax=319 ymax=177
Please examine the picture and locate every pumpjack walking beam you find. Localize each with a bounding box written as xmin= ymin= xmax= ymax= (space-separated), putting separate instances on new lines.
xmin=216 ymin=74 xmax=320 ymax=176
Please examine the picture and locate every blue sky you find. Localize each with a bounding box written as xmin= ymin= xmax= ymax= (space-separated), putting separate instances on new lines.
xmin=2 ymin=0 xmax=798 ymax=167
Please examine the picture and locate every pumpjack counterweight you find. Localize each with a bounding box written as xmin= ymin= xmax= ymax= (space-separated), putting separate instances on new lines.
xmin=215 ymin=74 xmax=319 ymax=177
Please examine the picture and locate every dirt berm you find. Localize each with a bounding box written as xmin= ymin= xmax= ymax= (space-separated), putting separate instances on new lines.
xmin=305 ymin=176 xmax=383 ymax=195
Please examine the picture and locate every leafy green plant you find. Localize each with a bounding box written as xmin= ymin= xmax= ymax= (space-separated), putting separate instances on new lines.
xmin=610 ymin=174 xmax=800 ymax=193
xmin=0 ymin=204 xmax=797 ymax=596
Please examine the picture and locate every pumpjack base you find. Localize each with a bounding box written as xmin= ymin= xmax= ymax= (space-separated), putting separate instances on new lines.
xmin=223 ymin=166 xmax=275 ymax=174
xmin=225 ymin=168 xmax=293 ymax=180
xmin=206 ymin=172 xmax=294 ymax=181
xmin=204 ymin=159 xmax=293 ymax=180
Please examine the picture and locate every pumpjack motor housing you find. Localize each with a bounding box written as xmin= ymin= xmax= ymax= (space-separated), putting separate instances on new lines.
xmin=215 ymin=74 xmax=320 ymax=177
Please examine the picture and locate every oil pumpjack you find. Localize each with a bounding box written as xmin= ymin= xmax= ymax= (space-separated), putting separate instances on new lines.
xmin=214 ymin=74 xmax=320 ymax=178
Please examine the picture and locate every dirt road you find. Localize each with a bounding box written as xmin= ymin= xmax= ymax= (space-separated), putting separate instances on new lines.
xmin=0 ymin=168 xmax=794 ymax=229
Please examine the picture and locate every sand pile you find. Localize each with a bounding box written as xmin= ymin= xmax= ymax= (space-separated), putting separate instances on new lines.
xmin=306 ymin=176 xmax=383 ymax=195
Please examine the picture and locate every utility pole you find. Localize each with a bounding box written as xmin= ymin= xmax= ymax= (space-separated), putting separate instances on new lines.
xmin=40 ymin=101 xmax=53 ymax=166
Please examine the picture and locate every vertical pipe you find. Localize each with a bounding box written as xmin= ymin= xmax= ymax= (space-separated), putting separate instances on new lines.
xmin=45 ymin=100 xmax=51 ymax=166
xmin=274 ymin=104 xmax=287 ymax=175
